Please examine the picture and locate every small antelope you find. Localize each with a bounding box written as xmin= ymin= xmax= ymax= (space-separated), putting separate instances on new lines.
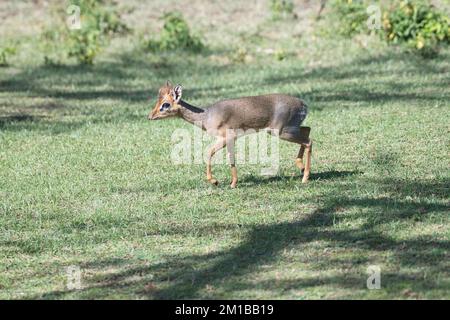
xmin=148 ymin=81 xmax=312 ymax=188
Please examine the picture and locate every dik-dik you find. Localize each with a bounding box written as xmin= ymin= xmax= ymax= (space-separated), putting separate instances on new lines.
xmin=148 ymin=81 xmax=312 ymax=188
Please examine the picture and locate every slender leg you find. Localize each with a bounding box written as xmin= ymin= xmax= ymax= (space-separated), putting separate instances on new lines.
xmin=302 ymin=140 xmax=312 ymax=183
xmin=226 ymin=137 xmax=238 ymax=188
xmin=296 ymin=145 xmax=306 ymax=172
xmin=230 ymin=166 xmax=238 ymax=188
xmin=206 ymin=138 xmax=226 ymax=185
xmin=281 ymin=126 xmax=310 ymax=175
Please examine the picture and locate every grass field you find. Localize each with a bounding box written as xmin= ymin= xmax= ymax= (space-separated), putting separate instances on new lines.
xmin=0 ymin=1 xmax=449 ymax=299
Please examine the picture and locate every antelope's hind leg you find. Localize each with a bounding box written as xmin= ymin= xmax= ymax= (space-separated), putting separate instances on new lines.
xmin=296 ymin=145 xmax=306 ymax=172
xmin=301 ymin=140 xmax=312 ymax=184
xmin=298 ymin=127 xmax=312 ymax=183
xmin=295 ymin=126 xmax=311 ymax=172
xmin=280 ymin=126 xmax=312 ymax=183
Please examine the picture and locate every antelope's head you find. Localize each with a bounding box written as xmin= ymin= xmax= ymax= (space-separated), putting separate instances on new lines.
xmin=148 ymin=81 xmax=183 ymax=120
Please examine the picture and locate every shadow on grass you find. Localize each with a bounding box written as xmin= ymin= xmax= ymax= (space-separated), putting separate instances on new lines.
xmin=31 ymin=177 xmax=449 ymax=299
xmin=0 ymin=114 xmax=39 ymax=125
xmin=240 ymin=170 xmax=360 ymax=185
xmin=3 ymin=49 xmax=449 ymax=298
xmin=0 ymin=113 xmax=144 ymax=134
xmin=1 ymin=50 xmax=449 ymax=133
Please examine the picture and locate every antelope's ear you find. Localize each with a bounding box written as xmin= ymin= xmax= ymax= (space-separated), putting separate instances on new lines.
xmin=173 ymin=84 xmax=182 ymax=103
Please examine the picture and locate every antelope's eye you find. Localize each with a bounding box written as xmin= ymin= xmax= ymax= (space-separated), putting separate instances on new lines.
xmin=160 ymin=103 xmax=171 ymax=111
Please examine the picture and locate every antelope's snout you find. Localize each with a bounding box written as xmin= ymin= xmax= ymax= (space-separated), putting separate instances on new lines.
xmin=148 ymin=104 xmax=160 ymax=120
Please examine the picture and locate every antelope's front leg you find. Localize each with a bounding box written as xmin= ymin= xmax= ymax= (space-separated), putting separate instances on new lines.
xmin=226 ymin=137 xmax=238 ymax=188
xmin=206 ymin=138 xmax=226 ymax=185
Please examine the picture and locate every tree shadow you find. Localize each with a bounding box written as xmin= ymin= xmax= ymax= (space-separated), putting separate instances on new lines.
xmin=240 ymin=170 xmax=360 ymax=185
xmin=0 ymin=112 xmax=142 ymax=134
xmin=30 ymin=176 xmax=449 ymax=299
xmin=1 ymin=49 xmax=448 ymax=117
xmin=0 ymin=114 xmax=40 ymax=126
xmin=3 ymin=45 xmax=449 ymax=299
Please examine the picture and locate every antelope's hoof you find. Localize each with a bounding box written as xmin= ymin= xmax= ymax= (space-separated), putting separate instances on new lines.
xmin=209 ymin=178 xmax=219 ymax=186
xmin=301 ymin=177 xmax=309 ymax=184
xmin=230 ymin=183 xmax=237 ymax=189
xmin=295 ymin=159 xmax=305 ymax=171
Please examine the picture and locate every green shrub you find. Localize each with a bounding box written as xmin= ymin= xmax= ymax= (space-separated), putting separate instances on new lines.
xmin=67 ymin=28 xmax=102 ymax=65
xmin=269 ymin=0 xmax=295 ymax=20
xmin=329 ymin=0 xmax=449 ymax=57
xmin=230 ymin=47 xmax=248 ymax=64
xmin=330 ymin=0 xmax=370 ymax=36
xmin=41 ymin=0 xmax=128 ymax=65
xmin=68 ymin=0 xmax=129 ymax=64
xmin=0 ymin=45 xmax=17 ymax=67
xmin=146 ymin=12 xmax=204 ymax=53
xmin=274 ymin=48 xmax=287 ymax=61
xmin=383 ymin=1 xmax=450 ymax=57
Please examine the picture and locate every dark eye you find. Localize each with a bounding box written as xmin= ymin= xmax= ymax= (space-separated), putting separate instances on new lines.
xmin=160 ymin=103 xmax=171 ymax=111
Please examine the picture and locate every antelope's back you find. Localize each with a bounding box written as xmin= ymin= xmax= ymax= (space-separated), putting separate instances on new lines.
xmin=205 ymin=94 xmax=306 ymax=130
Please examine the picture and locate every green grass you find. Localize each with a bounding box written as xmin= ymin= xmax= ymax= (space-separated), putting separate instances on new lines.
xmin=0 ymin=1 xmax=449 ymax=299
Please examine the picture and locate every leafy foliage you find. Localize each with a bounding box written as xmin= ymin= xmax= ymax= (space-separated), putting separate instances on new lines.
xmin=67 ymin=28 xmax=102 ymax=65
xmin=145 ymin=12 xmax=204 ymax=53
xmin=41 ymin=0 xmax=128 ymax=65
xmin=0 ymin=45 xmax=17 ymax=66
xmin=383 ymin=1 xmax=450 ymax=57
xmin=330 ymin=0 xmax=449 ymax=57
xmin=229 ymin=47 xmax=249 ymax=64
xmin=269 ymin=0 xmax=295 ymax=20
xmin=330 ymin=0 xmax=370 ymax=36
xmin=274 ymin=48 xmax=287 ymax=61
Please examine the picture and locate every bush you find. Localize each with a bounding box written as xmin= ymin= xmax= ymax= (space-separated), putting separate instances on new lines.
xmin=329 ymin=0 xmax=449 ymax=57
xmin=383 ymin=1 xmax=450 ymax=57
xmin=68 ymin=0 xmax=129 ymax=64
xmin=0 ymin=45 xmax=17 ymax=67
xmin=330 ymin=0 xmax=370 ymax=36
xmin=67 ymin=28 xmax=102 ymax=65
xmin=269 ymin=0 xmax=295 ymax=20
xmin=146 ymin=12 xmax=204 ymax=53
xmin=41 ymin=0 xmax=128 ymax=65
xmin=229 ymin=47 xmax=248 ymax=64
xmin=274 ymin=48 xmax=287 ymax=61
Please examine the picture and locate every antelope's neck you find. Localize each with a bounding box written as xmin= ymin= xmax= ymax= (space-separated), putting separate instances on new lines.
xmin=178 ymin=100 xmax=206 ymax=128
